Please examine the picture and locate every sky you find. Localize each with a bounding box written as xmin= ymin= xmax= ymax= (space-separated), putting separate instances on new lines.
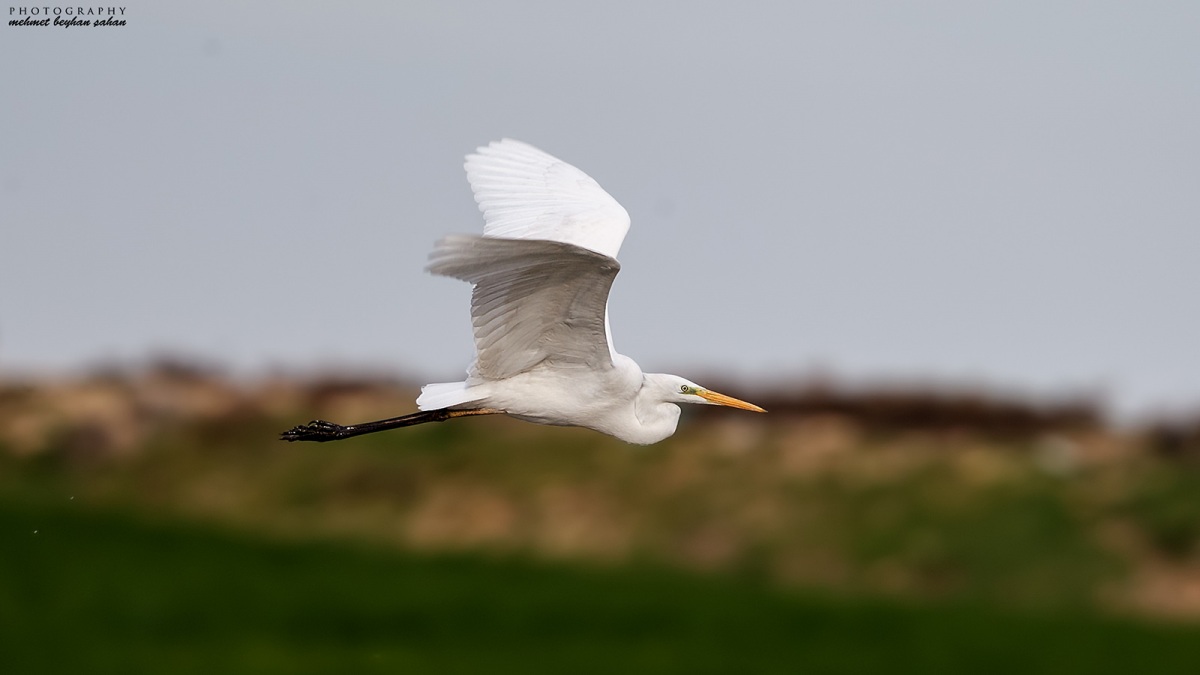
xmin=2 ymin=1 xmax=1198 ymax=418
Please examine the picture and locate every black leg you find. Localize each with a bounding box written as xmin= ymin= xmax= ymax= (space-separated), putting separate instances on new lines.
xmin=280 ymin=408 xmax=502 ymax=442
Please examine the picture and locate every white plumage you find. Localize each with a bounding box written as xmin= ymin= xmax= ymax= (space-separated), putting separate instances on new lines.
xmin=464 ymin=138 xmax=631 ymax=259
xmin=282 ymin=139 xmax=763 ymax=446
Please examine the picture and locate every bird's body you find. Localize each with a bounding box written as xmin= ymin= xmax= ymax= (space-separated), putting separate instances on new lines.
xmin=282 ymin=139 xmax=763 ymax=446
xmin=425 ymin=353 xmax=684 ymax=445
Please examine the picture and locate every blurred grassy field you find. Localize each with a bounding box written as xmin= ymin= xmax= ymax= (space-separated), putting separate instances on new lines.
xmin=5 ymin=499 xmax=1200 ymax=675
xmin=2 ymin=368 xmax=1199 ymax=671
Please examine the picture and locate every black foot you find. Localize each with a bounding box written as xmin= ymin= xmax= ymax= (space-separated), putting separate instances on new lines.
xmin=280 ymin=419 xmax=350 ymax=442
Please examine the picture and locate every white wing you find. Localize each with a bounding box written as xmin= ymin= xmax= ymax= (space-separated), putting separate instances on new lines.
xmin=465 ymin=139 xmax=631 ymax=259
xmin=427 ymin=235 xmax=620 ymax=379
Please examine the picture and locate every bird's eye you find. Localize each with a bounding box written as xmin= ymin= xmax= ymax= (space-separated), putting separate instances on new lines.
xmin=680 ymin=385 xmax=689 ymax=393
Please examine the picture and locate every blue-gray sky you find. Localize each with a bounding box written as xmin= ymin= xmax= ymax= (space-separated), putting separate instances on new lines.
xmin=3 ymin=2 xmax=1198 ymax=417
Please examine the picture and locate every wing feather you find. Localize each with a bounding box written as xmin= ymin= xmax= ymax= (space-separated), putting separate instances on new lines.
xmin=465 ymin=139 xmax=631 ymax=259
xmin=427 ymin=235 xmax=621 ymax=380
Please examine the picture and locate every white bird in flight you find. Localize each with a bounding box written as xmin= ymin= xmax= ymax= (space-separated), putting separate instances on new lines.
xmin=282 ymin=139 xmax=764 ymax=445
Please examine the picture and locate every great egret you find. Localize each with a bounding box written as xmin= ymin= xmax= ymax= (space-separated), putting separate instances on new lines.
xmin=281 ymin=139 xmax=764 ymax=445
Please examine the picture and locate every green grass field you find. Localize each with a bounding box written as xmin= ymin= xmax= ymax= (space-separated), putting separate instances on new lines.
xmin=4 ymin=499 xmax=1200 ymax=675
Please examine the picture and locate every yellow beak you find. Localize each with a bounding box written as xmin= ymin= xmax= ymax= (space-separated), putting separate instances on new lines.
xmin=697 ymin=389 xmax=767 ymax=413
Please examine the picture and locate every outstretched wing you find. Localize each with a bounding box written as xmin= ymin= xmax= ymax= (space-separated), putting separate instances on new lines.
xmin=427 ymin=235 xmax=620 ymax=379
xmin=465 ymin=139 xmax=632 ymax=260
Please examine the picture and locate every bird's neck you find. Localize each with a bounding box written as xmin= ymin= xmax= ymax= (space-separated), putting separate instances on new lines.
xmin=626 ymin=374 xmax=682 ymax=445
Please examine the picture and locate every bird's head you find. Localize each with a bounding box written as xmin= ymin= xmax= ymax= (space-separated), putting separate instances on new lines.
xmin=654 ymin=374 xmax=766 ymax=413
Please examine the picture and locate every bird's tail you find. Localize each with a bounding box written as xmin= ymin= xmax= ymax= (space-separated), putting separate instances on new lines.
xmin=416 ymin=381 xmax=486 ymax=411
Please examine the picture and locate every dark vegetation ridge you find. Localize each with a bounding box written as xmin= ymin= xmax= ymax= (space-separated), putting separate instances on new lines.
xmin=3 ymin=357 xmax=1200 ymax=619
